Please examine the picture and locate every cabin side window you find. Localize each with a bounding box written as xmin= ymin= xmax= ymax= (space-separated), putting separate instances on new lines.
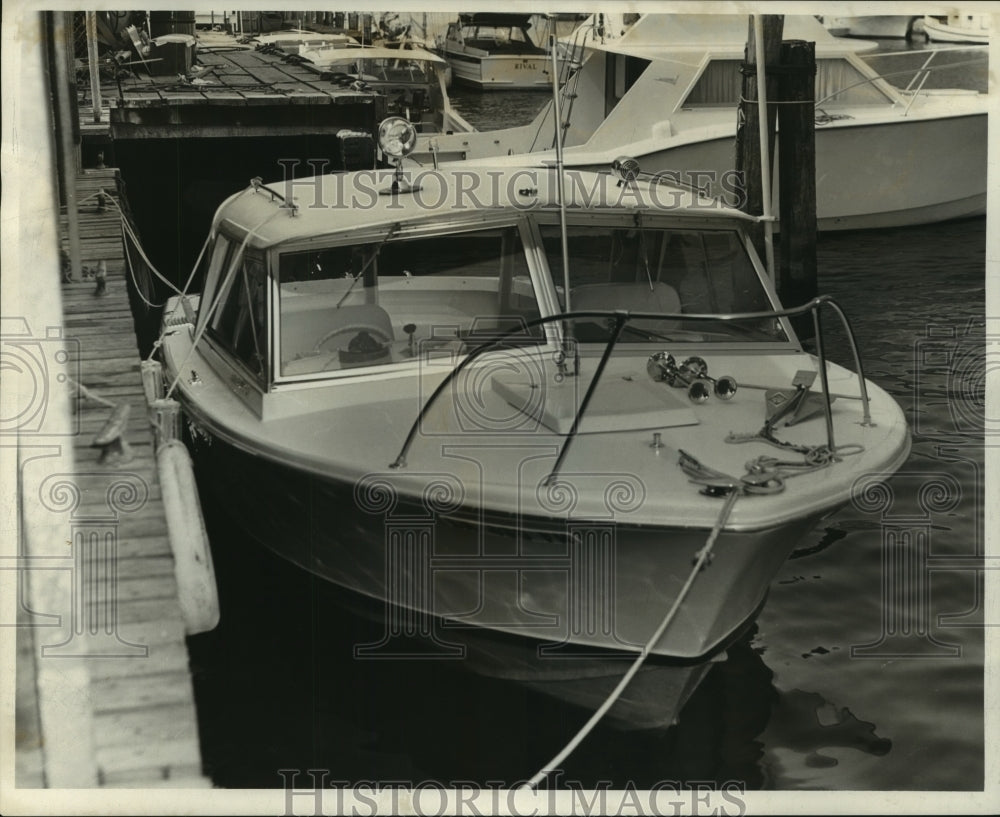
xmin=276 ymin=225 xmax=543 ymax=379
xmin=195 ymin=234 xmax=235 ymax=333
xmin=683 ymin=57 xmax=892 ymax=107
xmin=208 ymin=245 xmax=269 ymax=384
xmin=538 ymin=224 xmax=787 ymax=343
xmin=815 ymin=59 xmax=893 ymax=105
xmin=682 ymin=59 xmax=742 ymax=106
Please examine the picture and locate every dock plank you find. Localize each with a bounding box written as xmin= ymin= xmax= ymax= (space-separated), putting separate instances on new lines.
xmin=24 ymin=167 xmax=214 ymax=788
xmin=86 ymin=640 xmax=193 ymax=683
xmin=80 ymin=535 xmax=175 ymax=564
xmin=95 ymin=737 xmax=204 ymax=781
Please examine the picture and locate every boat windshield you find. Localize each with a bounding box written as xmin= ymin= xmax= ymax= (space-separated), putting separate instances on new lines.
xmin=276 ymin=224 xmax=545 ymax=379
xmin=537 ymin=222 xmax=787 ymax=344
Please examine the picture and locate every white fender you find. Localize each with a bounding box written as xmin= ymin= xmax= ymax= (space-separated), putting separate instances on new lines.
xmin=157 ymin=439 xmax=220 ymax=634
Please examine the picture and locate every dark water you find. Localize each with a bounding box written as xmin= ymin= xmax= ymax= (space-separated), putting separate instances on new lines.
xmin=447 ymin=87 xmax=552 ymax=130
xmin=182 ymin=39 xmax=987 ymax=793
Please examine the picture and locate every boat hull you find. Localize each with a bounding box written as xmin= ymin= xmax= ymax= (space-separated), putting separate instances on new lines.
xmin=329 ymin=574 xmax=757 ymax=729
xmin=823 ymin=15 xmax=921 ymax=39
xmin=571 ymin=113 xmax=987 ymax=231
xmin=189 ymin=418 xmax=820 ymax=727
xmin=923 ymin=16 xmax=990 ymax=44
xmin=442 ymin=50 xmax=554 ymax=90
xmin=187 ymin=413 xmax=825 ymax=665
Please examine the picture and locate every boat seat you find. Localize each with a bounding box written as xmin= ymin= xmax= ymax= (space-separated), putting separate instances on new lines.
xmin=570 ymin=281 xmax=681 ymax=339
xmin=313 ymin=303 xmax=396 ymax=350
xmin=571 ymin=281 xmax=680 ymax=314
xmin=282 ymin=304 xmax=398 ymax=376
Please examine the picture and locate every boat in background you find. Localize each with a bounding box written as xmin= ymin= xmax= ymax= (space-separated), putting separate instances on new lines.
xmin=415 ymin=13 xmax=987 ymax=231
xmin=157 ymin=123 xmax=910 ymax=727
xmin=819 ymin=14 xmax=926 ymax=39
xmin=923 ymin=12 xmax=992 ymax=43
xmin=437 ymin=13 xmax=567 ymax=90
xmin=247 ymin=28 xmax=359 ymax=55
xmin=297 ymin=45 xmax=474 ymax=134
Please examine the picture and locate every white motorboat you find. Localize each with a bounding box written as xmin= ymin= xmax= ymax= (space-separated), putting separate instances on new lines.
xmin=923 ymin=12 xmax=992 ymax=43
xmin=415 ymin=13 xmax=987 ymax=231
xmin=249 ymin=28 xmax=360 ymax=55
xmin=437 ymin=13 xmax=566 ymax=90
xmin=297 ymin=44 xmax=474 ymax=135
xmin=820 ymin=14 xmax=925 ymax=39
xmin=157 ymin=125 xmax=910 ymax=727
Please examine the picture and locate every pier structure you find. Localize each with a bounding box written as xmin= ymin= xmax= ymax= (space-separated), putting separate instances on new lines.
xmin=92 ymin=44 xmax=382 ymax=141
xmin=76 ymin=14 xmax=383 ymax=147
xmin=12 ymin=166 xmax=211 ymax=788
xmin=64 ymin=13 xmax=387 ymax=291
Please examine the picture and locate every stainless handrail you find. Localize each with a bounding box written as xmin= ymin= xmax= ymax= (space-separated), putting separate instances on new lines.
xmin=388 ymin=295 xmax=874 ymax=482
xmin=815 ymin=56 xmax=986 ymax=107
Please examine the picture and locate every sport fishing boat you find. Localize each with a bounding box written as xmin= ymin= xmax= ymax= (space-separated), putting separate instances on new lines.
xmin=414 ymin=13 xmax=987 ymax=231
xmin=158 ymin=122 xmax=910 ymax=727
xmin=297 ymin=44 xmax=474 ymax=134
xmin=437 ymin=13 xmax=563 ymax=90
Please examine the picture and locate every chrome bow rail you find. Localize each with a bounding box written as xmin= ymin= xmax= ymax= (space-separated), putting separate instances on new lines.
xmin=388 ymin=295 xmax=873 ymax=485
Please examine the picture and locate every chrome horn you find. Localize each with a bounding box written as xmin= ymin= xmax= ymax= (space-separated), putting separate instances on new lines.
xmin=646 ymin=352 xmax=738 ymax=403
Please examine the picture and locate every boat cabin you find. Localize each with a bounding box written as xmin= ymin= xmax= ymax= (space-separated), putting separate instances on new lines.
xmin=190 ymin=166 xmax=790 ymax=416
xmin=583 ymin=15 xmax=900 ymax=130
xmin=445 ymin=14 xmax=547 ymax=55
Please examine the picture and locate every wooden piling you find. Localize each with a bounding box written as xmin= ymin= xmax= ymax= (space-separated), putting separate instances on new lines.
xmin=777 ymin=40 xmax=818 ymax=338
xmin=735 ymin=14 xmax=783 ymax=270
xmin=49 ymin=11 xmax=83 ymax=281
xmin=86 ymin=12 xmax=103 ymax=124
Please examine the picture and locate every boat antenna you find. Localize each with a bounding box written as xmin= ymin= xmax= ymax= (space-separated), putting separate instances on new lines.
xmin=753 ymin=14 xmax=775 ymax=278
xmin=549 ymin=28 xmax=571 ymax=315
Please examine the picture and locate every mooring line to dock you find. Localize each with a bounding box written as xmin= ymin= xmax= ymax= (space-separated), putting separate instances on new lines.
xmin=64 ymin=375 xmax=118 ymax=409
xmin=82 ymin=186 xmax=213 ymax=312
xmin=523 ymin=488 xmax=742 ymax=790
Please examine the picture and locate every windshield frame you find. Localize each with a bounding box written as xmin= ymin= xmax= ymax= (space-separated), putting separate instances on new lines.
xmin=529 ymin=210 xmax=797 ymax=350
xmin=267 ymin=214 xmax=561 ymax=389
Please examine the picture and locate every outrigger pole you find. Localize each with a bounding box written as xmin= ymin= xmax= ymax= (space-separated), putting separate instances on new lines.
xmin=753 ymin=14 xmax=776 ymax=279
xmin=549 ymin=29 xmax=572 ymax=313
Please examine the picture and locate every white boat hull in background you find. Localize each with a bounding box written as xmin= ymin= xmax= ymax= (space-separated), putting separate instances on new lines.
xmin=585 ymin=112 xmax=988 ymax=231
xmin=822 ymin=15 xmax=923 ymax=39
xmin=445 ymin=52 xmax=554 ymax=90
xmin=923 ymin=14 xmax=991 ymax=43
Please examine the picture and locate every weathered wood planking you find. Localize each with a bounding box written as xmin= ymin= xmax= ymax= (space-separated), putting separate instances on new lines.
xmin=26 ymin=167 xmax=213 ymax=787
xmin=104 ymin=44 xmax=375 ymax=106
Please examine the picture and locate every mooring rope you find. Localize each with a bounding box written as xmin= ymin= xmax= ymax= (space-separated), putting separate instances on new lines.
xmin=522 ymin=487 xmax=742 ymax=790
xmin=64 ymin=375 xmax=117 ymax=409
xmin=121 ymin=220 xmax=166 ymax=308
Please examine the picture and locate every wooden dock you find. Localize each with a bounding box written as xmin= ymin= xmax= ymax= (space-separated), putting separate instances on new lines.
xmin=92 ymin=39 xmax=384 ymax=139
xmin=15 ymin=167 xmax=211 ymax=787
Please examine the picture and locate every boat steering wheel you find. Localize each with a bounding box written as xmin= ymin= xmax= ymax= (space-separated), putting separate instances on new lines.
xmin=313 ymin=323 xmax=394 ymax=354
